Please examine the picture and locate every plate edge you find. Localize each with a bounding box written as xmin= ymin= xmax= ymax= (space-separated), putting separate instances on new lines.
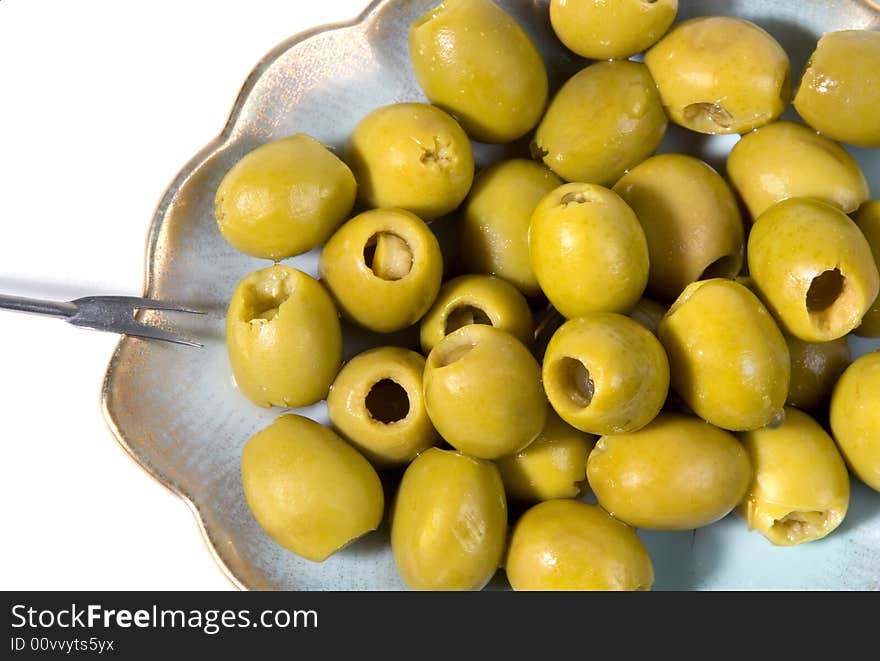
xmin=99 ymin=0 xmax=392 ymax=592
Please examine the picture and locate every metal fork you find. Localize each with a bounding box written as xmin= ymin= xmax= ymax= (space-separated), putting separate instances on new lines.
xmin=0 ymin=294 xmax=204 ymax=347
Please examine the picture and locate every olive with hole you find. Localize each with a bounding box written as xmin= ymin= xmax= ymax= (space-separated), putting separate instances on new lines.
xmin=319 ymin=208 xmax=443 ymax=333
xmin=587 ymin=413 xmax=752 ymax=530
xmin=506 ymin=499 xmax=654 ymax=591
xmin=214 ymin=133 xmax=356 ymax=261
xmin=785 ymin=334 xmax=850 ymax=411
xmin=794 ymin=30 xmax=880 ymax=148
xmin=345 ymin=103 xmax=474 ymax=220
xmin=738 ymin=408 xmax=849 ymax=546
xmin=391 ymin=448 xmax=506 ymax=591
xmin=327 ymin=347 xmax=437 ymax=467
xmin=409 ymin=0 xmax=548 ymax=144
xmin=727 ymin=121 xmax=869 ymax=221
xmin=613 ymin=153 xmax=744 ymax=302
xmin=496 ymin=411 xmax=595 ymax=503
xmin=830 ymin=351 xmax=880 ymax=492
xmin=543 ymin=313 xmax=669 ymax=436
xmin=532 ymin=60 xmax=667 ymax=186
xmin=529 ymin=183 xmax=649 ymax=318
xmin=419 ymin=274 xmax=533 ymax=355
xmin=241 ymin=415 xmax=383 ymax=562
xmin=657 ymin=279 xmax=789 ymax=431
xmin=550 ymin=0 xmax=677 ymax=60
xmin=423 ymin=325 xmax=547 ymax=459
xmin=226 ymin=265 xmax=342 ymax=408
xmin=854 ymin=201 xmax=880 ymax=337
xmin=460 ymin=159 xmax=562 ymax=297
xmin=645 ymin=16 xmax=790 ymax=134
xmin=737 ymin=276 xmax=850 ymax=410
xmin=748 ymin=198 xmax=880 ymax=342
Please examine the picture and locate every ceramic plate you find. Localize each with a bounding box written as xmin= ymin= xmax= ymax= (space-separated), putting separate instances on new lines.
xmin=102 ymin=0 xmax=880 ymax=590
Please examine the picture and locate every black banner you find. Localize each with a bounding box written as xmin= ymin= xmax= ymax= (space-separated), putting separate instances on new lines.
xmin=0 ymin=591 xmax=863 ymax=656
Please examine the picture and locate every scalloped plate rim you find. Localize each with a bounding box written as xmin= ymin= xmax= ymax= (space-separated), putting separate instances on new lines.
xmin=100 ymin=0 xmax=389 ymax=592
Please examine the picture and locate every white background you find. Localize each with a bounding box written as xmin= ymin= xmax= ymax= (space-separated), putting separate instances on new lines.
xmin=0 ymin=0 xmax=366 ymax=590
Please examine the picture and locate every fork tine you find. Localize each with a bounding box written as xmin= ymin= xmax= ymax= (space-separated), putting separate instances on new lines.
xmin=73 ymin=295 xmax=206 ymax=315
xmin=66 ymin=295 xmax=205 ymax=346
xmin=120 ymin=320 xmax=204 ymax=347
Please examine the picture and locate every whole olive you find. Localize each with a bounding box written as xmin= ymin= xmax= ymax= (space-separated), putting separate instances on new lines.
xmin=587 ymin=413 xmax=752 ymax=530
xmin=550 ymin=0 xmax=677 ymax=60
xmin=529 ymin=183 xmax=649 ymax=318
xmin=409 ymin=0 xmax=548 ymax=143
xmin=794 ymin=30 xmax=880 ymax=147
xmin=214 ymin=133 xmax=356 ymax=260
xmin=506 ymin=499 xmax=654 ymax=591
xmin=391 ymin=448 xmax=506 ymax=591
xmin=727 ymin=121 xmax=869 ymax=221
xmin=423 ymin=325 xmax=547 ymax=459
xmin=241 ymin=415 xmax=383 ymax=562
xmin=532 ymin=61 xmax=667 ymax=186
xmin=657 ymin=279 xmax=790 ymax=431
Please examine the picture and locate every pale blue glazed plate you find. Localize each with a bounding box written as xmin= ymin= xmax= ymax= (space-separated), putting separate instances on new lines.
xmin=102 ymin=0 xmax=880 ymax=590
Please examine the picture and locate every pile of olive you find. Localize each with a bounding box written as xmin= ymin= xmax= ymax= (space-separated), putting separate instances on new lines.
xmin=216 ymin=0 xmax=880 ymax=590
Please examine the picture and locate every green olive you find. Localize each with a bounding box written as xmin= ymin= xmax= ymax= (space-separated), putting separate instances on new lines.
xmin=409 ymin=0 xmax=548 ymax=143
xmin=587 ymin=413 xmax=752 ymax=530
xmin=830 ymin=351 xmax=880 ymax=492
xmin=794 ymin=30 xmax=880 ymax=147
xmin=319 ymin=208 xmax=443 ymax=333
xmin=727 ymin=121 xmax=869 ymax=221
xmin=657 ymin=279 xmax=789 ymax=431
xmin=226 ymin=265 xmax=341 ymax=408
xmin=241 ymin=414 xmax=383 ymax=562
xmin=532 ymin=61 xmax=667 ymax=186
xmin=613 ymin=153 xmax=744 ymax=301
xmin=739 ymin=277 xmax=852 ymax=411
xmin=629 ymin=297 xmax=668 ymax=335
xmin=854 ymin=201 xmax=880 ymax=337
xmin=506 ymin=500 xmax=654 ymax=591
xmin=345 ymin=103 xmax=474 ymax=220
xmin=496 ymin=411 xmax=595 ymax=503
xmin=748 ymin=198 xmax=880 ymax=342
xmin=529 ymin=183 xmax=649 ymax=318
xmin=461 ymin=159 xmax=562 ymax=296
xmin=738 ymin=408 xmax=849 ymax=546
xmin=543 ymin=313 xmax=669 ymax=436
xmin=645 ymin=16 xmax=790 ymax=134
xmin=550 ymin=0 xmax=677 ymax=60
xmin=391 ymin=448 xmax=506 ymax=591
xmin=419 ymin=274 xmax=533 ymax=355
xmin=423 ymin=325 xmax=547 ymax=459
xmin=327 ymin=347 xmax=438 ymax=467
xmin=785 ymin=334 xmax=850 ymax=411
xmin=214 ymin=133 xmax=356 ymax=261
